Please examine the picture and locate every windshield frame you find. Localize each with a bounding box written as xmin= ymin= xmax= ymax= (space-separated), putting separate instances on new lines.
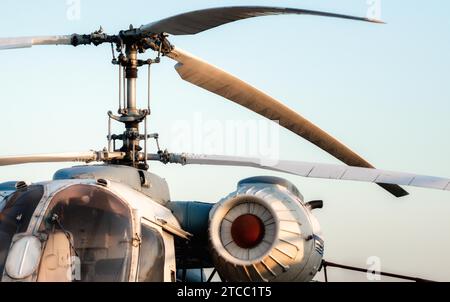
xmin=29 ymin=181 xmax=139 ymax=282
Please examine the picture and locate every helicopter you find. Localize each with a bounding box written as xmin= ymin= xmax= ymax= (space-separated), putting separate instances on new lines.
xmin=0 ymin=6 xmax=448 ymax=282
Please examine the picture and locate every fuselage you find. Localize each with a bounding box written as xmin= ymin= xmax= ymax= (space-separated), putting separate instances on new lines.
xmin=0 ymin=165 xmax=183 ymax=281
xmin=0 ymin=164 xmax=324 ymax=282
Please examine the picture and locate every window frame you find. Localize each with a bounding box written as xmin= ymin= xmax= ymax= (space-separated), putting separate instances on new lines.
xmin=30 ymin=182 xmax=138 ymax=282
xmin=136 ymin=218 xmax=168 ymax=282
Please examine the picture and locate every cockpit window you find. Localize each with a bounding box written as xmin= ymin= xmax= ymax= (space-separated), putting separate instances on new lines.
xmin=0 ymin=185 xmax=44 ymax=275
xmin=39 ymin=184 xmax=132 ymax=282
xmin=138 ymin=224 xmax=165 ymax=282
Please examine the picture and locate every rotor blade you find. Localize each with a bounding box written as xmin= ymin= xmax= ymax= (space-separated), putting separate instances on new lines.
xmin=140 ymin=6 xmax=383 ymax=35
xmin=148 ymin=153 xmax=450 ymax=192
xmin=0 ymin=35 xmax=73 ymax=50
xmin=0 ymin=151 xmax=125 ymax=166
xmin=166 ymin=48 xmax=408 ymax=198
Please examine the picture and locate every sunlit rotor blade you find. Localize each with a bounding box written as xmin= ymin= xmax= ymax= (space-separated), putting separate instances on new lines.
xmin=0 ymin=151 xmax=125 ymax=166
xmin=0 ymin=35 xmax=73 ymax=50
xmin=166 ymin=48 xmax=408 ymax=197
xmin=148 ymin=153 xmax=450 ymax=192
xmin=140 ymin=6 xmax=383 ymax=35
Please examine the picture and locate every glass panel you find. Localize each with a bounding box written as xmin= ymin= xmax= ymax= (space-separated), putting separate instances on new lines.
xmin=138 ymin=224 xmax=165 ymax=282
xmin=39 ymin=184 xmax=132 ymax=282
xmin=0 ymin=185 xmax=44 ymax=275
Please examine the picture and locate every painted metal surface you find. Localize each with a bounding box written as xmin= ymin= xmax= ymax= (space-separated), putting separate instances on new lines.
xmin=53 ymin=165 xmax=171 ymax=205
xmin=208 ymin=180 xmax=323 ymax=282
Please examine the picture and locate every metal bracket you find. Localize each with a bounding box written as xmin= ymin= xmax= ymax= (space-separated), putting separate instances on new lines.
xmin=155 ymin=217 xmax=193 ymax=240
xmin=107 ymin=110 xmax=148 ymax=123
xmin=132 ymin=233 xmax=141 ymax=247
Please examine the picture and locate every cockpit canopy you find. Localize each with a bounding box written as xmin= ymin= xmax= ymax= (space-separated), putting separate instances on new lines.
xmin=0 ymin=183 xmax=134 ymax=281
xmin=38 ymin=184 xmax=133 ymax=281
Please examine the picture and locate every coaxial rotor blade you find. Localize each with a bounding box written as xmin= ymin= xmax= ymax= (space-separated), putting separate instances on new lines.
xmin=166 ymin=48 xmax=408 ymax=198
xmin=148 ymin=153 xmax=450 ymax=193
xmin=0 ymin=151 xmax=125 ymax=166
xmin=140 ymin=6 xmax=383 ymax=35
xmin=0 ymin=35 xmax=73 ymax=50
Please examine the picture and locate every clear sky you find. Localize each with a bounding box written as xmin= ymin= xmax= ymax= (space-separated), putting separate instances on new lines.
xmin=0 ymin=0 xmax=449 ymax=281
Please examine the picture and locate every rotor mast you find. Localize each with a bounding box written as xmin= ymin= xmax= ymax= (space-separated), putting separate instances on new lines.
xmin=125 ymin=45 xmax=138 ymax=112
xmin=106 ymin=31 xmax=167 ymax=170
xmin=121 ymin=44 xmax=142 ymax=166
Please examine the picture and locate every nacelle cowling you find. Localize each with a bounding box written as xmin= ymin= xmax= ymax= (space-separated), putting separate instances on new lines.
xmin=208 ymin=176 xmax=323 ymax=282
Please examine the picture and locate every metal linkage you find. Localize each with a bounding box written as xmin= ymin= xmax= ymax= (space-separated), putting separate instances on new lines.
xmin=146 ymin=150 xmax=186 ymax=165
xmin=71 ymin=27 xmax=119 ymax=47
xmin=105 ymin=42 xmax=162 ymax=169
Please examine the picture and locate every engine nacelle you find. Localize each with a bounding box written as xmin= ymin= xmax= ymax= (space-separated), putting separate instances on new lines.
xmin=208 ymin=176 xmax=323 ymax=282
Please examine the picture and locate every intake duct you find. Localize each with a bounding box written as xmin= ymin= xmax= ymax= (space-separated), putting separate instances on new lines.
xmin=208 ymin=176 xmax=323 ymax=282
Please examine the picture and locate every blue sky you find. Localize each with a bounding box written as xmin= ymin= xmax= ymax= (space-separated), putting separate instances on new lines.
xmin=1 ymin=0 xmax=449 ymax=281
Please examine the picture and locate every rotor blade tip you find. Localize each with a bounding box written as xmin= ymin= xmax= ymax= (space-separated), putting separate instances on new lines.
xmin=378 ymin=183 xmax=409 ymax=198
xmin=369 ymin=18 xmax=386 ymax=24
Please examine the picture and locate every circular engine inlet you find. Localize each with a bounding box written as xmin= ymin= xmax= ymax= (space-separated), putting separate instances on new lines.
xmin=231 ymin=214 xmax=265 ymax=249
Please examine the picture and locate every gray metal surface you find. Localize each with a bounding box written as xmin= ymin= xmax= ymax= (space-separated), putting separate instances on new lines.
xmin=238 ymin=176 xmax=303 ymax=200
xmin=53 ymin=164 xmax=171 ymax=205
xmin=140 ymin=6 xmax=382 ymax=35
xmin=126 ymin=48 xmax=138 ymax=111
